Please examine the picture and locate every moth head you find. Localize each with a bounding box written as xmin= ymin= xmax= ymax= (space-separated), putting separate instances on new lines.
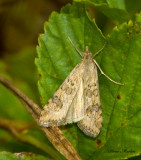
xmin=82 ymin=46 xmax=93 ymax=59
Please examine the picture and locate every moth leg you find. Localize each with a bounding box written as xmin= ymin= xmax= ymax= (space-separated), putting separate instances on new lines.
xmin=93 ymin=42 xmax=106 ymax=58
xmin=93 ymin=59 xmax=124 ymax=85
xmin=68 ymin=37 xmax=83 ymax=57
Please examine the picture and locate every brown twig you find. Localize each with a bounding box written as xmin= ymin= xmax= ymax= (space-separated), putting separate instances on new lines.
xmin=0 ymin=75 xmax=82 ymax=160
xmin=0 ymin=118 xmax=61 ymax=160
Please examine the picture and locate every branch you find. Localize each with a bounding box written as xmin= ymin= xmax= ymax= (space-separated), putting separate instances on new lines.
xmin=0 ymin=75 xmax=81 ymax=160
xmin=0 ymin=118 xmax=61 ymax=160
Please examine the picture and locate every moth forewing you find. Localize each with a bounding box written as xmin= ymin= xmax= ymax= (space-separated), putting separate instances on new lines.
xmin=77 ymin=52 xmax=102 ymax=137
xmin=40 ymin=61 xmax=86 ymax=127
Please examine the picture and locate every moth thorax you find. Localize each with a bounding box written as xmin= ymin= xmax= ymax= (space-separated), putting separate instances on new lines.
xmin=83 ymin=46 xmax=93 ymax=59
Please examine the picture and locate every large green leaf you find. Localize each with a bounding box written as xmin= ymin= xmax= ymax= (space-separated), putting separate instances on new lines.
xmin=36 ymin=2 xmax=141 ymax=160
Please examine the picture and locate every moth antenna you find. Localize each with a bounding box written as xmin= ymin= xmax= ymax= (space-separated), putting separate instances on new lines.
xmin=93 ymin=59 xmax=124 ymax=85
xmin=68 ymin=37 xmax=83 ymax=57
xmin=93 ymin=42 xmax=106 ymax=58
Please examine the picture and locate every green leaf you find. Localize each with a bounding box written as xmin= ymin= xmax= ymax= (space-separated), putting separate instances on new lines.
xmin=74 ymin=0 xmax=141 ymax=24
xmin=74 ymin=0 xmax=130 ymax=24
xmin=36 ymin=2 xmax=141 ymax=160
xmin=0 ymin=151 xmax=50 ymax=160
xmin=76 ymin=0 xmax=126 ymax=9
xmin=106 ymin=0 xmax=126 ymax=9
xmin=125 ymin=0 xmax=141 ymax=17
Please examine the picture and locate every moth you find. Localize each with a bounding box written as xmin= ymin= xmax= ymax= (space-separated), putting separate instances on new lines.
xmin=40 ymin=38 xmax=122 ymax=138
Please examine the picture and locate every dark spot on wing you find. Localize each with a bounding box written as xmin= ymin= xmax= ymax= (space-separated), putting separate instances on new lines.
xmin=66 ymin=87 xmax=72 ymax=95
xmin=52 ymin=96 xmax=62 ymax=110
xmin=86 ymin=89 xmax=93 ymax=98
xmin=71 ymin=82 xmax=74 ymax=86
xmin=88 ymin=84 xmax=91 ymax=88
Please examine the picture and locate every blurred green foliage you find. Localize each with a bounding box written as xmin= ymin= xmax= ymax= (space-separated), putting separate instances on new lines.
xmin=0 ymin=0 xmax=141 ymax=160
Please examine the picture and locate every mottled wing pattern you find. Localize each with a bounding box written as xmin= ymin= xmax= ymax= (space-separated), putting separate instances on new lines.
xmin=77 ymin=60 xmax=102 ymax=137
xmin=40 ymin=61 xmax=85 ymax=127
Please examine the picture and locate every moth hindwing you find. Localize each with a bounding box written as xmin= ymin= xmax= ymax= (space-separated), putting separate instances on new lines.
xmin=40 ymin=46 xmax=102 ymax=138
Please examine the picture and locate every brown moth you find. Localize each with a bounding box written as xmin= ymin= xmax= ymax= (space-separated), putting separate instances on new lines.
xmin=40 ymin=38 xmax=122 ymax=138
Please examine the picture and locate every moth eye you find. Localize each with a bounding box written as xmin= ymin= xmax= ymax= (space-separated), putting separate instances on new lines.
xmin=65 ymin=87 xmax=72 ymax=95
xmin=86 ymin=89 xmax=93 ymax=98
